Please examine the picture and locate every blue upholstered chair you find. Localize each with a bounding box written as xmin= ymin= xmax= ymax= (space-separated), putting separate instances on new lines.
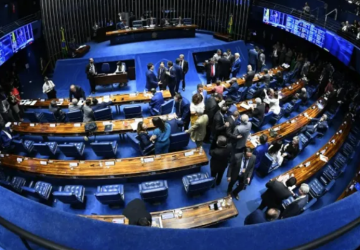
xmin=58 ymin=143 xmax=85 ymax=158
xmin=22 ymin=181 xmax=53 ymax=200
xmin=13 ymin=139 xmax=35 ymax=154
xmin=348 ymin=133 xmax=360 ymax=148
xmin=302 ymin=197 xmax=318 ymax=212
xmin=257 ymin=153 xmax=279 ymax=176
xmin=10 ymin=176 xmax=26 ymax=192
xmin=298 ymin=133 xmax=310 ymax=152
xmin=308 ymin=177 xmax=335 ymax=199
xmin=67 ymin=110 xmax=83 ymax=122
xmin=0 ymin=171 xmax=11 ymax=189
xmin=270 ymin=108 xmax=284 ymax=124
xmin=24 ymin=111 xmax=44 ymax=123
xmin=127 ymin=133 xmax=154 ymax=156
xmin=159 ymin=99 xmax=174 ymax=115
xmin=95 ymin=184 xmax=125 ymax=205
xmin=182 ymin=172 xmax=214 ymax=196
xmin=292 ymin=99 xmax=302 ymax=112
xmin=53 ymin=185 xmax=85 ymax=204
xmin=139 ymin=180 xmax=168 ymax=203
xmin=33 ymin=142 xmax=58 ymax=156
xmin=123 ymin=105 xmax=142 ymax=119
xmin=342 ymin=143 xmax=355 ymax=159
xmin=333 ymin=153 xmax=347 ymax=171
xmin=43 ymin=111 xmax=57 ymax=123
xmin=90 ymin=141 xmax=117 ymax=157
xmin=252 ymin=111 xmax=273 ymax=130
xmin=94 ymin=107 xmax=113 ymax=121
xmin=268 ymin=79 xmax=277 ymax=89
xmin=101 ymin=63 xmax=110 ymax=73
xmin=169 ymin=132 xmax=190 ymax=151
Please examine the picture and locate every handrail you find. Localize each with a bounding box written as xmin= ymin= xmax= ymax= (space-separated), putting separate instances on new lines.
xmin=0 ymin=11 xmax=41 ymax=36
xmin=0 ymin=215 xmax=74 ymax=250
xmin=325 ymin=8 xmax=338 ymax=22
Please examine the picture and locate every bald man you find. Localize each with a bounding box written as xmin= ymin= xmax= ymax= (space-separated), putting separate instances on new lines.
xmin=85 ymin=58 xmax=97 ymax=94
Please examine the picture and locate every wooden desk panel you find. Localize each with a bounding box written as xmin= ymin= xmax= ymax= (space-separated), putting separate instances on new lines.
xmin=0 ymin=149 xmax=208 ymax=179
xmin=21 ymin=90 xmax=172 ymax=109
xmin=93 ymin=73 xmax=128 ymax=86
xmin=337 ymin=163 xmax=360 ymax=201
xmin=203 ymin=66 xmax=286 ymax=93
xmin=11 ymin=115 xmax=176 ymax=136
xmin=246 ymin=97 xmax=328 ymax=149
xmin=274 ymin=114 xmax=353 ymax=185
xmin=106 ymin=25 xmax=198 ymax=36
xmin=84 ymin=197 xmax=238 ymax=229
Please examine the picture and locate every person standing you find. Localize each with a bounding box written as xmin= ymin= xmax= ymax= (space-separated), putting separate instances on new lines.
xmin=8 ymin=87 xmax=22 ymax=121
xmin=205 ymin=59 xmax=217 ymax=84
xmin=231 ymin=53 xmax=241 ymax=78
xmin=146 ymin=63 xmax=160 ymax=90
xmin=157 ymin=62 xmax=168 ymax=90
xmin=227 ymin=147 xmax=256 ymax=200
xmin=179 ymin=54 xmax=188 ymax=91
xmin=250 ymin=98 xmax=265 ymax=123
xmin=0 ymin=92 xmax=15 ymax=123
xmin=234 ymin=114 xmax=252 ymax=154
xmin=69 ymin=85 xmax=86 ymax=102
xmin=174 ymin=93 xmax=190 ymax=130
xmin=226 ymin=110 xmax=240 ymax=147
xmin=211 ymin=106 xmax=229 ymax=149
xmin=85 ymin=58 xmax=97 ymax=94
xmin=241 ymin=65 xmax=255 ymax=101
xmin=150 ymin=117 xmax=171 ymax=154
xmin=257 ymin=49 xmax=266 ymax=73
xmin=218 ymin=52 xmax=231 ymax=81
xmin=43 ymin=77 xmax=56 ymax=99
xmin=174 ymin=58 xmax=183 ymax=93
xmin=248 ymin=47 xmax=259 ymax=72
xmin=210 ymin=135 xmax=231 ymax=186
xmin=227 ymin=49 xmax=235 ymax=66
xmin=166 ymin=61 xmax=177 ymax=97
xmin=185 ymin=112 xmax=208 ymax=148
xmin=148 ymin=88 xmax=164 ymax=116
xmin=204 ymin=93 xmax=222 ymax=142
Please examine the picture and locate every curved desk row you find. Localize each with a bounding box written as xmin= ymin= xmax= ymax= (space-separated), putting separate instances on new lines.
xmin=274 ymin=114 xmax=353 ymax=185
xmin=83 ymin=196 xmax=237 ymax=229
xmin=246 ymin=96 xmax=328 ymax=149
xmin=337 ymin=163 xmax=360 ymax=201
xmin=0 ymin=148 xmax=208 ymax=179
xmin=203 ymin=66 xmax=286 ymax=93
xmin=20 ymin=90 xmax=172 ymax=109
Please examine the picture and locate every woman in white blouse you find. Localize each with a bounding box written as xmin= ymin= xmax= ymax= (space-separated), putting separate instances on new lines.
xmin=42 ymin=77 xmax=57 ymax=99
xmin=190 ymin=94 xmax=205 ymax=115
xmin=263 ymin=89 xmax=281 ymax=115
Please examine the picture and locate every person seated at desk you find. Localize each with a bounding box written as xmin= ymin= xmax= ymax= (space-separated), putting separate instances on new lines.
xmin=123 ymin=198 xmax=152 ymax=226
xmin=149 ymin=88 xmax=164 ymax=116
xmin=225 ymin=78 xmax=239 ymax=101
xmin=176 ymin=16 xmax=183 ymax=26
xmin=281 ymin=183 xmax=310 ymax=219
xmin=0 ymin=125 xmax=20 ymax=152
xmin=174 ymin=93 xmax=190 ymax=130
xmin=244 ymin=208 xmax=280 ymax=225
xmin=107 ymin=20 xmax=114 ymax=26
xmin=263 ymin=88 xmax=281 ymax=115
xmin=116 ymin=20 xmax=126 ymax=30
xmin=253 ymin=134 xmax=269 ymax=171
xmin=147 ymin=16 xmax=156 ymax=26
xmin=303 ymin=114 xmax=329 ymax=135
xmin=137 ymin=122 xmax=152 ymax=149
xmin=91 ymin=97 xmax=113 ymax=111
xmin=82 ymin=99 xmax=95 ymax=123
xmin=160 ymin=17 xmax=170 ymax=27
xmin=212 ymin=80 xmax=224 ymax=95
xmin=190 ymin=94 xmax=205 ymax=115
xmin=68 ymin=98 xmax=82 ymax=112
xmin=49 ymin=100 xmax=66 ymax=122
xmin=298 ymin=88 xmax=308 ymax=104
xmin=115 ymin=61 xmax=125 ymax=74
xmin=69 ymin=85 xmax=86 ymax=102
xmin=250 ymin=98 xmax=265 ymax=124
xmin=278 ymin=136 xmax=300 ymax=165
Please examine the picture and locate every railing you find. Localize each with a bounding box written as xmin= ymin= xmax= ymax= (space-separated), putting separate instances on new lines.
xmin=0 ymin=11 xmax=41 ymax=37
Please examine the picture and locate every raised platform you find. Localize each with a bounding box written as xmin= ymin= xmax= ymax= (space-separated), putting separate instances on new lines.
xmin=213 ymin=32 xmax=234 ymax=42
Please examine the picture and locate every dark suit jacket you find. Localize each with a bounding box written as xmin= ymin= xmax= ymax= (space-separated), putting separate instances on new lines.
xmin=166 ymin=67 xmax=177 ymax=87
xmin=212 ymin=111 xmax=227 ymax=137
xmin=0 ymin=130 xmax=19 ymax=149
xmin=262 ymin=73 xmax=271 ymax=86
xmin=218 ymin=57 xmax=231 ymax=77
xmin=146 ymin=70 xmax=158 ymax=90
xmin=123 ymin=198 xmax=152 ymax=225
xmin=85 ymin=64 xmax=96 ymax=79
xmin=149 ymin=92 xmax=165 ymax=115
xmin=226 ymin=116 xmax=238 ymax=142
xmin=174 ymin=64 xmax=183 ymax=83
xmin=205 ymin=63 xmax=218 ymax=80
xmin=227 ymin=153 xmax=256 ymax=184
xmin=180 ymin=60 xmax=189 ymax=74
xmin=91 ymin=101 xmax=113 ymax=111
xmin=210 ymin=145 xmax=231 ymax=172
xmin=205 ymin=96 xmax=219 ymax=125
xmin=69 ymin=85 xmax=86 ymax=101
xmin=138 ymin=132 xmax=152 ymax=149
xmin=248 ymin=49 xmax=259 ymax=65
xmin=226 ymin=82 xmax=240 ymax=101
xmin=252 ymin=103 xmax=265 ymax=123
xmin=244 ymin=209 xmax=267 ymax=225
xmin=253 ymin=143 xmax=269 ymax=170
xmin=157 ymin=67 xmax=168 ymax=86
xmin=228 ymin=54 xmax=235 ymax=66
xmin=174 ymin=97 xmax=190 ymax=124
xmin=282 ymin=196 xmax=308 ymax=219
xmin=244 ymin=70 xmax=256 ymax=87
xmin=231 ymin=59 xmax=241 ymax=76
xmin=261 ymin=180 xmax=294 ymax=209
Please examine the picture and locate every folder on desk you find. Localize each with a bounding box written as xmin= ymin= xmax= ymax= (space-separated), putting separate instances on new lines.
xmin=240 ymin=103 xmax=250 ymax=110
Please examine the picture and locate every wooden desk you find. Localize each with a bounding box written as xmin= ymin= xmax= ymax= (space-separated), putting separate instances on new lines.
xmin=0 ymin=149 xmax=208 ymax=179
xmin=93 ymin=73 xmax=128 ymax=86
xmin=337 ymin=163 xmax=360 ymax=201
xmin=246 ymin=96 xmax=328 ymax=149
xmin=11 ymin=114 xmax=176 ymax=136
xmin=274 ymin=114 xmax=353 ymax=185
xmin=83 ymin=197 xmax=238 ymax=228
xmin=20 ymin=90 xmax=171 ymax=109
xmin=203 ymin=66 xmax=286 ymax=93
xmin=73 ymin=45 xmax=90 ymax=58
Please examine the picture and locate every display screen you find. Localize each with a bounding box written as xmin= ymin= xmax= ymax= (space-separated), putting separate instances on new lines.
xmin=0 ymin=23 xmax=34 ymax=66
xmin=263 ymin=8 xmax=354 ymax=65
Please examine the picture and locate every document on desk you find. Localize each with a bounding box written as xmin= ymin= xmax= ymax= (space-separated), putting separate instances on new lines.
xmin=240 ymin=103 xmax=250 ymax=110
xmin=103 ymin=95 xmax=110 ymax=102
xmin=30 ymin=101 xmax=37 ymax=106
xmin=130 ymin=118 xmax=143 ymax=131
xmin=319 ymin=155 xmax=328 ymax=162
xmin=250 ymin=137 xmax=259 ymax=147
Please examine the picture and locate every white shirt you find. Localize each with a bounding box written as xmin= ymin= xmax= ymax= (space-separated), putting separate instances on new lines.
xmin=43 ymin=80 xmax=55 ymax=94
xmin=190 ymin=102 xmax=205 ymax=114
xmin=264 ymin=92 xmax=281 ymax=115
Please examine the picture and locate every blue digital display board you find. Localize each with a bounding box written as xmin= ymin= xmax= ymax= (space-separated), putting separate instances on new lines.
xmin=0 ymin=23 xmax=34 ymax=66
xmin=263 ymin=8 xmax=353 ymax=65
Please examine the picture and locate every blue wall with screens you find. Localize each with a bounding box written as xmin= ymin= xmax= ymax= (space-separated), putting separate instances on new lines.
xmin=263 ymin=8 xmax=353 ymax=65
xmin=0 ymin=23 xmax=34 ymax=66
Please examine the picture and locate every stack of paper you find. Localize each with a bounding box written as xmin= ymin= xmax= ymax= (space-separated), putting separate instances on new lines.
xmin=103 ymin=95 xmax=110 ymax=102
xmin=319 ymin=155 xmax=328 ymax=162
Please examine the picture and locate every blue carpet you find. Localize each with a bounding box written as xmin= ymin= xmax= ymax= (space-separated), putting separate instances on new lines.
xmin=12 ymin=36 xmax=357 ymax=228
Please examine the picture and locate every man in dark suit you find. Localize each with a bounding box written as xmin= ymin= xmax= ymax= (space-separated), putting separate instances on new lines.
xmin=205 ymin=59 xmax=217 ymax=84
xmin=174 ymin=93 xmax=191 ymax=130
xmin=146 ymin=63 xmax=160 ymax=90
xmin=260 ymin=69 xmax=271 ymax=87
xmin=258 ymin=176 xmax=297 ymax=210
xmin=123 ymin=198 xmax=152 ymax=226
xmin=179 ymin=54 xmax=189 ymax=91
xmin=250 ymin=98 xmax=265 ymax=123
xmin=210 ymin=136 xmax=231 ymax=186
xmin=225 ymin=78 xmax=240 ymax=101
xmin=227 ymin=147 xmax=256 ymax=200
xmin=69 ymin=85 xmax=86 ymax=102
xmin=227 ymin=49 xmax=235 ymax=67
xmin=204 ymin=93 xmax=223 ymax=142
xmin=231 ymin=53 xmax=241 ymax=77
xmin=174 ymin=58 xmax=183 ymax=93
xmin=85 ymin=58 xmax=97 ymax=94
xmin=281 ymin=183 xmax=310 ymax=219
xmin=244 ymin=208 xmax=280 ymax=225
xmin=91 ymin=98 xmax=113 ymax=111
xmin=218 ymin=52 xmax=231 ymax=81
xmin=211 ymin=106 xmax=229 ymax=149
xmin=226 ymin=110 xmax=240 ymax=146
xmin=157 ymin=62 xmax=168 ymax=90
xmin=248 ymin=47 xmax=259 ymax=72
xmin=149 ymin=88 xmax=165 ymax=116
xmin=166 ymin=61 xmax=177 ymax=97
xmin=241 ymin=65 xmax=255 ymax=101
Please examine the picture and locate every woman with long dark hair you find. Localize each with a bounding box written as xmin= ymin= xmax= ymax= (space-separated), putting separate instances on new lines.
xmin=150 ymin=117 xmax=171 ymax=154
xmin=137 ymin=121 xmax=151 ymax=149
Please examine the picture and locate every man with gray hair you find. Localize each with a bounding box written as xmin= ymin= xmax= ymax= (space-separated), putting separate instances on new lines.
xmin=68 ymin=98 xmax=82 ymax=112
xmin=179 ymin=54 xmax=188 ymax=91
xmin=212 ymin=49 xmax=222 ymax=62
xmin=234 ymin=114 xmax=252 ymax=153
xmin=218 ymin=52 xmax=231 ymax=81
xmin=282 ymin=183 xmax=310 ymax=219
xmin=231 ymin=53 xmax=241 ymax=77
xmin=250 ymin=97 xmax=265 ymax=123
xmin=241 ymin=65 xmax=255 ymax=100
